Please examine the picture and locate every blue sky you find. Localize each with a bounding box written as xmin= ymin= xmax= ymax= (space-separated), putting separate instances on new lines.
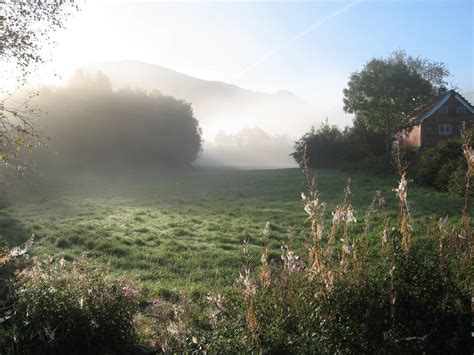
xmin=42 ymin=0 xmax=473 ymax=127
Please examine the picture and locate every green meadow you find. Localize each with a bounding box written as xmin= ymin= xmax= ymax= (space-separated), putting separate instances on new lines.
xmin=0 ymin=168 xmax=465 ymax=297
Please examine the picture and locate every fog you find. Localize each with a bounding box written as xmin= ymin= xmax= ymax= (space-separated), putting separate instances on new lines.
xmin=198 ymin=127 xmax=296 ymax=168
xmin=82 ymin=60 xmax=326 ymax=168
xmin=16 ymin=70 xmax=202 ymax=175
xmin=8 ymin=63 xmax=319 ymax=172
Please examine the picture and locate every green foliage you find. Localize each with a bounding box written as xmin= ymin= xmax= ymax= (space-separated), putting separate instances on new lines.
xmin=3 ymin=258 xmax=138 ymax=354
xmin=413 ymin=137 xmax=472 ymax=196
xmin=1 ymin=166 xmax=471 ymax=353
xmin=389 ymin=249 xmax=470 ymax=353
xmin=1 ymin=168 xmax=466 ymax=296
xmin=155 ymin=238 xmax=470 ymax=354
xmin=343 ymin=57 xmax=434 ymax=154
xmin=388 ymin=50 xmax=451 ymax=88
xmin=0 ymin=1 xmax=77 ymax=166
xmin=121 ymin=161 xmax=470 ymax=353
xmin=25 ymin=70 xmax=203 ymax=170
xmin=176 ymin=179 xmax=470 ymax=353
xmin=291 ymin=120 xmax=387 ymax=171
xmin=291 ymin=121 xmax=346 ymax=168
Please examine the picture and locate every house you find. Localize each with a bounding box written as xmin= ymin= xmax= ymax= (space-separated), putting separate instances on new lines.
xmin=398 ymin=89 xmax=474 ymax=148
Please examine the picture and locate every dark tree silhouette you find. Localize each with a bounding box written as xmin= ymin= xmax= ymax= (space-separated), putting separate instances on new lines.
xmin=28 ymin=71 xmax=203 ymax=170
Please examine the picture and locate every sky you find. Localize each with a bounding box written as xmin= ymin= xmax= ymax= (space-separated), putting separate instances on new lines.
xmin=34 ymin=0 xmax=474 ymax=128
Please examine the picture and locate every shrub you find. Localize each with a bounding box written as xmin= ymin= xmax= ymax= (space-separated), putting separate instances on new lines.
xmin=413 ymin=133 xmax=473 ymax=195
xmin=4 ymin=257 xmax=138 ymax=354
xmin=291 ymin=121 xmax=346 ymax=168
xmin=291 ymin=119 xmax=387 ymax=172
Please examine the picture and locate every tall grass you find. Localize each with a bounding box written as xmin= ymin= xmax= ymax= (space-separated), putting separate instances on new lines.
xmin=1 ymin=133 xmax=472 ymax=353
xmin=141 ymin=135 xmax=472 ymax=353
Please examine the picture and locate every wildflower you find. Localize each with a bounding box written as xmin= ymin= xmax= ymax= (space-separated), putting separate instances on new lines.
xmin=206 ymin=293 xmax=224 ymax=309
xmin=281 ymin=246 xmax=304 ymax=272
xmin=342 ymin=243 xmax=352 ymax=255
xmin=9 ymin=246 xmax=28 ymax=258
xmin=437 ymin=215 xmax=448 ymax=232
xmin=345 ymin=205 xmax=357 ymax=224
xmin=393 ymin=173 xmax=408 ymax=202
xmin=316 ymin=223 xmax=323 ymax=240
xmin=236 ymin=267 xmax=256 ymax=297
xmin=382 ymin=229 xmax=389 ymax=244
xmin=304 ymin=199 xmax=319 ymax=216
xmin=332 ymin=209 xmax=344 ymax=224
xmin=378 ymin=195 xmax=386 ymax=208
xmin=123 ymin=284 xmax=140 ymax=298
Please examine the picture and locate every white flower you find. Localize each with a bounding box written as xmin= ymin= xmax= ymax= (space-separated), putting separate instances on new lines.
xmin=345 ymin=205 xmax=357 ymax=224
xmin=332 ymin=209 xmax=344 ymax=224
xmin=304 ymin=199 xmax=319 ymax=216
xmin=437 ymin=215 xmax=448 ymax=232
xmin=236 ymin=267 xmax=256 ymax=296
xmin=393 ymin=174 xmax=408 ymax=202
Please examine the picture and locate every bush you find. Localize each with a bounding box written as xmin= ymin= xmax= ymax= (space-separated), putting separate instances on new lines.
xmin=413 ymin=135 xmax=473 ymax=195
xmin=291 ymin=121 xmax=346 ymax=168
xmin=291 ymin=119 xmax=387 ymax=172
xmin=3 ymin=257 xmax=138 ymax=354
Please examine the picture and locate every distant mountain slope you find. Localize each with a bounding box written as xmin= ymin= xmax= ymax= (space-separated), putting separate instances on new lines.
xmin=84 ymin=61 xmax=318 ymax=139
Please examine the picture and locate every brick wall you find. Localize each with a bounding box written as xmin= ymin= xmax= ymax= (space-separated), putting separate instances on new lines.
xmin=420 ymin=95 xmax=474 ymax=147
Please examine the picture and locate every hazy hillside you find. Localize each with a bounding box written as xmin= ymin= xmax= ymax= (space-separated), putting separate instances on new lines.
xmin=85 ymin=61 xmax=319 ymax=140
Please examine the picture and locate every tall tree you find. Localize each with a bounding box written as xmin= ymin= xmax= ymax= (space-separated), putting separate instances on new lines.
xmin=0 ymin=1 xmax=77 ymax=164
xmin=343 ymin=58 xmax=433 ymax=155
xmin=388 ymin=50 xmax=451 ymax=89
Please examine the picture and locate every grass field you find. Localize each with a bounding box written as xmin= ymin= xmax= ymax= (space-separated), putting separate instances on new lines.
xmin=0 ymin=167 xmax=466 ymax=297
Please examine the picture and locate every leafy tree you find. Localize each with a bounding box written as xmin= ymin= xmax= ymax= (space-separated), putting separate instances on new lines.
xmin=0 ymin=1 xmax=77 ymax=165
xmin=291 ymin=120 xmax=345 ymax=168
xmin=27 ymin=71 xmax=203 ymax=170
xmin=343 ymin=58 xmax=433 ymax=155
xmin=388 ymin=50 xmax=451 ymax=89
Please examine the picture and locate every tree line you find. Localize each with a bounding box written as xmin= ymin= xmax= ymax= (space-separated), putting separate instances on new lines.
xmin=292 ymin=50 xmax=451 ymax=170
xmin=25 ymin=71 xmax=203 ymax=172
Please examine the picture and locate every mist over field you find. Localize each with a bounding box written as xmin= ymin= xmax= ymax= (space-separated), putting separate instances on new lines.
xmin=84 ymin=61 xmax=317 ymax=167
xmin=11 ymin=63 xmax=309 ymax=171
xmin=1 ymin=1 xmax=473 ymax=352
xmin=18 ymin=70 xmax=203 ymax=174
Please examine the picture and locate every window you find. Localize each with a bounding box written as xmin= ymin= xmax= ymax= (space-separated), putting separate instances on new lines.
xmin=438 ymin=106 xmax=448 ymax=114
xmin=456 ymin=106 xmax=468 ymax=115
xmin=439 ymin=124 xmax=452 ymax=136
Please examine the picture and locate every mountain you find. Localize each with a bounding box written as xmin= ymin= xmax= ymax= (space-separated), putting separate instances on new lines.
xmin=84 ymin=60 xmax=318 ymax=139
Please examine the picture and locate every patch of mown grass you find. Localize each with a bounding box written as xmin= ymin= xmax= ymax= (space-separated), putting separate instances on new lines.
xmin=1 ymin=168 xmax=465 ymax=297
